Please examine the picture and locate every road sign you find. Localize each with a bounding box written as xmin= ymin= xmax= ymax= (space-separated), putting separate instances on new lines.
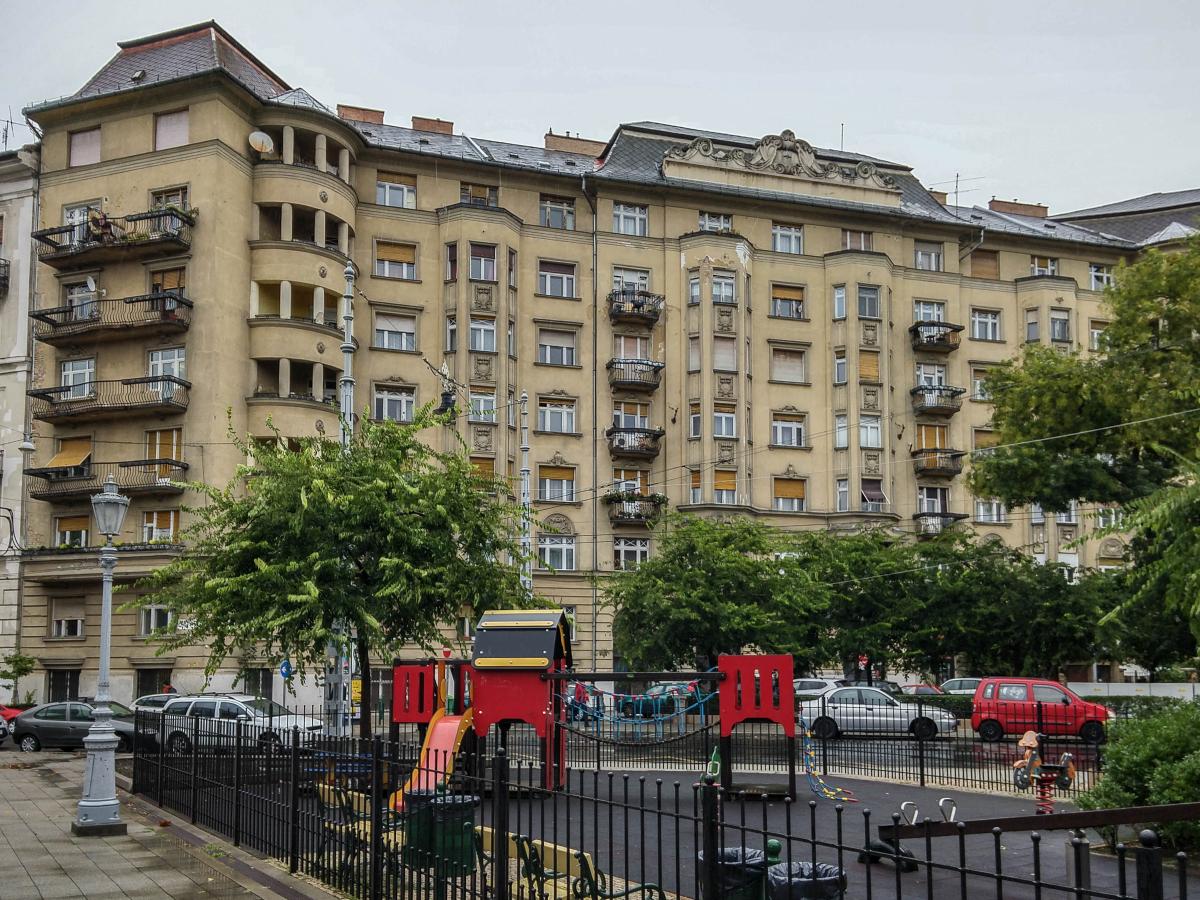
xmin=280 ymin=659 xmax=293 ymax=679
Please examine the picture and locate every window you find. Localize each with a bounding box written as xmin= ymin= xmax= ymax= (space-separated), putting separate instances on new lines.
xmin=971 ymin=249 xmax=1000 ymax=279
xmin=613 ymin=203 xmax=648 ymax=236
xmin=60 ymin=358 xmax=95 ymax=398
xmin=461 ymin=183 xmax=498 ymax=207
xmin=469 ymin=244 xmax=497 ymax=281
xmin=913 ymin=299 xmax=945 ymax=324
xmin=142 ymin=509 xmax=178 ymax=542
xmin=508 ymin=248 xmax=517 ymax=288
xmin=150 ymin=267 xmax=186 ymax=304
xmin=614 ymin=334 xmax=650 ymax=359
xmin=687 ymin=336 xmax=700 ymax=372
xmin=1090 ymin=263 xmax=1114 ymax=290
xmin=713 ymin=470 xmax=737 ymax=505
xmin=915 ymin=363 xmax=946 ymax=387
xmin=613 ymin=468 xmax=649 ymax=495
xmin=975 ymin=499 xmax=1006 ymax=523
xmin=469 ymin=318 xmax=496 ymax=352
xmin=374 ymin=313 xmax=416 ymax=350
xmin=538 ymin=261 xmax=576 ymax=297
xmin=374 ymin=242 xmax=416 ymax=279
xmin=1057 ymin=552 xmax=1080 ymax=583
xmin=772 ymin=223 xmax=803 ymax=254
xmin=46 ymin=670 xmax=80 ymax=702
xmin=713 ymin=336 xmax=737 ymax=371
xmin=833 ymin=349 xmax=847 ymax=385
xmin=148 ymin=347 xmax=186 ymax=392
xmin=842 ymin=229 xmax=873 ymax=251
xmin=151 ymin=187 xmax=188 ymax=211
xmin=914 ymin=241 xmax=943 ymax=271
xmin=1089 ymin=320 xmax=1108 ymax=351
xmin=154 ymin=110 xmax=188 ymax=150
xmin=146 ymin=428 xmax=182 ymax=473
xmin=51 ymin=598 xmax=85 ymax=638
xmin=374 ymin=386 xmax=415 ymax=422
xmin=689 ymin=402 xmax=701 ymax=438
xmin=69 ymin=128 xmax=100 ymax=167
xmin=770 ymin=285 xmax=806 ymax=319
xmin=137 ymin=668 xmax=174 ymax=699
xmin=689 ymin=471 xmax=702 ymax=504
xmin=376 ymin=173 xmax=417 ymax=208
xmin=470 ymin=457 xmax=495 ymax=482
xmin=446 ymin=243 xmax=458 ymax=281
xmin=834 ymin=415 xmax=848 ymax=449
xmin=614 ymin=538 xmax=650 ymax=570
xmin=538 ymin=328 xmax=576 ymax=365
xmin=918 ymin=486 xmax=950 ymax=513
xmin=538 ymin=465 xmax=576 ymax=502
xmin=613 ymin=401 xmax=649 ymax=429
xmin=55 ymin=515 xmax=89 ymax=548
xmin=859 ymin=350 xmax=880 ymax=382
xmin=770 ymin=347 xmax=806 ymax=382
xmin=861 ymin=479 xmax=888 ymax=512
xmin=469 ymin=390 xmax=496 ymax=422
xmin=446 ymin=316 xmax=457 ymax=351
xmin=1050 ymin=309 xmax=1071 ymax=343
xmin=538 ymin=400 xmax=576 ymax=433
xmin=711 ymin=271 xmax=736 ymax=305
xmin=1056 ymin=501 xmax=1079 ymax=525
xmin=538 ymin=535 xmax=576 ymax=571
xmin=1031 ymin=503 xmax=1045 ymax=525
xmin=64 ymin=281 xmax=97 ymax=320
xmin=1096 ymin=507 xmax=1123 ymax=529
xmin=771 ymin=413 xmax=806 ymax=447
xmin=1030 ymin=255 xmax=1058 ymax=276
xmin=971 ymin=308 xmax=1001 ymax=341
xmin=859 ymin=415 xmax=882 ymax=449
xmin=698 ymin=212 xmax=732 ymax=232
xmin=916 ymin=423 xmax=948 ymax=450
xmin=508 ymin=390 xmax=516 ymax=427
xmin=997 ymin=683 xmax=1028 ymax=701
xmin=971 ymin=368 xmax=991 ymax=401
xmin=713 ymin=404 xmax=737 ymax=438
xmin=1025 ymin=309 xmax=1040 ymax=342
xmin=832 ymin=285 xmax=847 ymax=319
xmin=688 ymin=274 xmax=701 ymax=306
xmin=857 ymin=285 xmax=881 ymax=318
xmin=836 ymin=479 xmax=849 ymax=512
xmin=612 ymin=267 xmax=650 ymax=293
xmin=538 ymin=195 xmax=575 ymax=230
xmin=773 ymin=478 xmax=806 ymax=512
xmin=508 ymin=321 xmax=516 ymax=357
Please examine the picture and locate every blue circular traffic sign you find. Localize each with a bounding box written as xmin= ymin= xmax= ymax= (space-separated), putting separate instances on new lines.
xmin=280 ymin=659 xmax=293 ymax=679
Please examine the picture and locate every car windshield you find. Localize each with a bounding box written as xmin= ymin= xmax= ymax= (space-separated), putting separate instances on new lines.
xmin=243 ymin=698 xmax=292 ymax=717
xmin=107 ymin=702 xmax=134 ymax=718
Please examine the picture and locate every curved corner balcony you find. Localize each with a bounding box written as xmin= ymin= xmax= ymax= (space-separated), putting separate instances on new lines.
xmin=913 ymin=511 xmax=969 ymax=537
xmin=911 ymin=449 xmax=965 ymax=478
xmin=608 ymin=290 xmax=664 ymax=326
xmin=607 ymin=358 xmax=664 ymax=393
xmin=909 ymin=321 xmax=963 ymax=353
xmin=31 ymin=291 xmax=192 ymax=346
xmin=606 ymin=427 xmax=664 ymax=459
xmin=33 ymin=209 xmax=194 ymax=269
xmin=910 ymin=385 xmax=965 ymax=417
xmin=605 ymin=494 xmax=666 ymax=525
xmin=29 ymin=377 xmax=190 ymax=422
xmin=26 ymin=459 xmax=188 ymax=501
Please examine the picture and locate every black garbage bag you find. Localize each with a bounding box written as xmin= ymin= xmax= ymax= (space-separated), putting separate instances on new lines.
xmin=766 ymin=861 xmax=847 ymax=899
xmin=697 ymin=847 xmax=768 ymax=899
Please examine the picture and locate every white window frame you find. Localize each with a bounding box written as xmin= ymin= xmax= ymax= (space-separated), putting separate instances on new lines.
xmin=714 ymin=479 xmax=737 ymax=506
xmin=469 ymin=318 xmax=496 ymax=352
xmin=1056 ymin=501 xmax=1079 ymax=525
xmin=689 ymin=405 xmax=701 ymax=438
xmin=843 ymin=229 xmax=873 ymax=251
xmin=537 ymin=329 xmax=576 ymax=366
xmin=537 ymin=535 xmax=576 ymax=571
xmin=688 ymin=274 xmax=701 ymax=306
xmin=55 ymin=517 xmax=89 ymax=547
xmin=539 ymin=470 xmax=576 ymax=502
xmin=538 ymin=401 xmax=576 ymax=433
xmin=975 ymin=499 xmax=1006 ymax=523
xmin=918 ymin=486 xmax=950 ymax=514
xmin=1090 ymin=264 xmax=1114 ymax=290
xmin=771 ymin=223 xmax=803 ymax=254
xmin=142 ymin=509 xmax=178 ymax=542
xmin=60 ymin=357 xmax=95 ymax=398
xmin=1025 ymin=309 xmax=1040 ymax=342
xmin=469 ymin=391 xmax=496 ymax=423
xmin=857 ymin=285 xmax=881 ymax=319
xmin=698 ymin=212 xmax=732 ymax=233
xmin=713 ymin=407 xmax=737 ymax=438
xmin=539 ymin=195 xmax=576 ymax=230
xmin=373 ymin=313 xmax=416 ymax=351
xmin=771 ymin=415 xmax=806 ymax=447
xmin=832 ymin=285 xmax=847 ymax=319
xmin=1031 ymin=256 xmax=1059 ymax=277
xmin=972 ymin=368 xmax=991 ymax=401
xmin=1050 ymin=309 xmax=1071 ymax=343
xmin=711 ymin=272 xmax=736 ymax=305
xmin=770 ymin=347 xmax=807 ymax=383
xmin=915 ymin=363 xmax=947 ymax=387
xmin=836 ymin=479 xmax=849 ymax=512
xmin=374 ymin=256 xmax=415 ymax=280
xmin=833 ymin=350 xmax=847 ymax=385
xmin=971 ymin=308 xmax=1001 ymax=341
xmin=139 ymin=605 xmax=173 ymax=636
xmin=374 ymin=386 xmax=415 ymax=422
xmin=446 ymin=316 xmax=457 ymax=352
xmin=469 ymin=246 xmax=497 ymax=281
xmin=538 ymin=262 xmax=577 ymax=298
xmin=612 ymin=267 xmax=650 ymax=293
xmin=859 ymin=415 xmax=882 ymax=449
xmin=612 ymin=402 xmax=649 ymax=430
xmin=914 ymin=241 xmax=943 ymax=271
xmin=614 ymin=538 xmax=650 ymax=570
xmin=613 ymin=203 xmax=648 ymax=236
xmin=376 ymin=178 xmax=416 ymax=209
xmin=774 ymin=490 xmax=806 ymax=512
xmin=834 ymin=414 xmax=848 ymax=450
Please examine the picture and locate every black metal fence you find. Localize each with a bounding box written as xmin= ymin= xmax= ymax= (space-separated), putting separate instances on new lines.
xmin=131 ymin=710 xmax=1192 ymax=900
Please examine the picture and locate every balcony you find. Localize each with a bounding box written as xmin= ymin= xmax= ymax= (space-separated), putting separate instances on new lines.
xmin=29 ymin=376 xmax=190 ymax=422
xmin=913 ymin=511 xmax=969 ymax=537
xmin=26 ymin=459 xmax=188 ymax=501
xmin=910 ymin=385 xmax=965 ymax=417
xmin=31 ymin=291 xmax=192 ymax=346
xmin=911 ymin=450 xmax=965 ymax=478
xmin=607 ymin=359 xmax=664 ymax=393
xmin=606 ymin=427 xmax=664 ymax=459
xmin=608 ymin=289 xmax=664 ymax=326
xmin=859 ymin=501 xmax=892 ymax=514
xmin=909 ymin=322 xmax=964 ymax=353
xmin=33 ymin=208 xmax=194 ymax=269
xmin=604 ymin=492 xmax=666 ymax=526
xmin=0 ymin=258 xmax=9 ymax=296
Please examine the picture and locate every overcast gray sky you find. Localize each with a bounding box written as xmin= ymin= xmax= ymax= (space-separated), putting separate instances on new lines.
xmin=2 ymin=0 xmax=1195 ymax=213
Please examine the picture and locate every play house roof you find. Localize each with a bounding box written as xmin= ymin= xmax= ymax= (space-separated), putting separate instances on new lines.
xmin=471 ymin=608 xmax=574 ymax=670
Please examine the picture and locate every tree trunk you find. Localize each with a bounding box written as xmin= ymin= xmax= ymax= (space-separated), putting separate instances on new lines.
xmin=357 ymin=636 xmax=373 ymax=740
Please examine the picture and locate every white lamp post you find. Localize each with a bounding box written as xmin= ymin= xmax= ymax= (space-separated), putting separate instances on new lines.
xmin=73 ymin=474 xmax=129 ymax=836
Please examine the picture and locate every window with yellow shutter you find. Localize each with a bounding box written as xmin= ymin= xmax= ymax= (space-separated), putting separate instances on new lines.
xmin=770 ymin=284 xmax=806 ymax=319
xmin=151 ymin=266 xmax=186 ymax=294
xmin=538 ymin=465 xmax=576 ymax=501
xmin=613 ymin=468 xmax=649 ymax=495
xmin=714 ymin=470 xmax=737 ymax=505
xmin=55 ymin=515 xmax=90 ymax=547
xmin=143 ymin=510 xmax=178 ymax=542
xmin=46 ymin=437 xmax=92 ymax=470
xmin=917 ymin=424 xmax=948 ymax=450
xmin=689 ymin=470 xmax=702 ymax=503
xmin=773 ymin=478 xmax=806 ymax=512
xmin=859 ymin=350 xmax=880 ymax=383
xmin=375 ymin=242 xmax=417 ymax=279
xmin=377 ymin=173 xmax=417 ymax=208
xmin=470 ymin=457 xmax=495 ymax=479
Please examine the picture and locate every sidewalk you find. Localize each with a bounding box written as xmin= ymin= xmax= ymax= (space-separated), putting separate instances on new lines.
xmin=0 ymin=752 xmax=337 ymax=900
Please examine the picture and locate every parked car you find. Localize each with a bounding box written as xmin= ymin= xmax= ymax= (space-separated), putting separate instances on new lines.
xmin=798 ymin=686 xmax=958 ymax=740
xmin=901 ymin=683 xmax=943 ymax=696
xmin=159 ymin=694 xmax=323 ymax=753
xmin=836 ymin=678 xmax=903 ymax=696
xmin=0 ymin=717 xmax=9 ymax=744
xmin=132 ymin=692 xmax=179 ymax=712
xmin=971 ymin=678 xmax=1110 ymax=744
xmin=793 ymin=677 xmax=844 ymax=696
xmin=0 ymin=705 xmax=26 ymax=724
xmin=12 ymin=701 xmax=138 ymax=752
xmin=940 ymin=677 xmax=982 ymax=696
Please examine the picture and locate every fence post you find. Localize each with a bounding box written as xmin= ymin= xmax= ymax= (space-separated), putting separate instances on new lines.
xmin=492 ymin=747 xmax=511 ymax=900
xmin=369 ymin=736 xmax=384 ymax=900
xmin=155 ymin=713 xmax=165 ymax=808
xmin=288 ymin=728 xmax=301 ymax=875
xmin=820 ymin=696 xmax=829 ymax=776
xmin=232 ymin=720 xmax=243 ymax=848
xmin=917 ymin=700 xmax=926 ymax=787
xmin=1134 ymin=829 xmax=1164 ymax=900
xmin=700 ymin=774 xmax=720 ymax=900
xmin=189 ymin=716 xmax=199 ymax=824
xmin=132 ymin=711 xmax=141 ymax=796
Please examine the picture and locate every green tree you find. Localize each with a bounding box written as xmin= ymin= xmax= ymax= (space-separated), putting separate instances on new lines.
xmin=136 ymin=411 xmax=530 ymax=736
xmin=606 ymin=514 xmax=829 ymax=671
xmin=1094 ymin=562 xmax=1198 ymax=680
xmin=0 ymin=652 xmax=36 ymax=705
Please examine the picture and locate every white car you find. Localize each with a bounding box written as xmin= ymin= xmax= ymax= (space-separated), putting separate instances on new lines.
xmin=940 ymin=677 xmax=982 ymax=696
xmin=132 ymin=692 xmax=179 ymax=712
xmin=0 ymin=717 xmax=8 ymax=744
xmin=797 ymin=686 xmax=958 ymax=740
xmin=159 ymin=694 xmax=323 ymax=753
xmin=793 ymin=677 xmax=843 ymax=696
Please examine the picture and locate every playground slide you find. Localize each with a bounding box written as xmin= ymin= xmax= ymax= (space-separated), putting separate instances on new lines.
xmin=392 ymin=707 xmax=475 ymax=812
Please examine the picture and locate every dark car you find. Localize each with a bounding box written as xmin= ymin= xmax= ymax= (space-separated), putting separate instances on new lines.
xmin=13 ymin=701 xmax=138 ymax=753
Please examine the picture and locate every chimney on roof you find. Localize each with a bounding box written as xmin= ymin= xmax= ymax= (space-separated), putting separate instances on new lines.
xmin=928 ymin=190 xmax=948 ymax=206
xmin=412 ymin=116 xmax=454 ymax=135
xmin=544 ymin=129 xmax=606 ymax=156
xmin=337 ymin=104 xmax=385 ymax=124
xmin=989 ymin=197 xmax=1048 ymax=218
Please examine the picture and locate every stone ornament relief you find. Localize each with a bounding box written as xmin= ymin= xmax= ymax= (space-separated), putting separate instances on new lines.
xmin=472 ymin=356 xmax=494 ymax=381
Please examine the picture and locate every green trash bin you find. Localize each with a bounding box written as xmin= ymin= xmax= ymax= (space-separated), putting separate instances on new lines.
xmin=697 ymin=847 xmax=768 ymax=900
xmin=401 ymin=788 xmax=439 ymax=859
xmin=428 ymin=794 xmax=480 ymax=876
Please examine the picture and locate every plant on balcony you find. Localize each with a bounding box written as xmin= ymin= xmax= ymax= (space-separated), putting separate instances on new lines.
xmin=601 ymin=490 xmax=668 ymax=506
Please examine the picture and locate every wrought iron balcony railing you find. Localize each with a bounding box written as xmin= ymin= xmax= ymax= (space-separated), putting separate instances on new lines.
xmin=608 ymin=289 xmax=664 ymax=326
xmin=606 ymin=427 xmax=665 ymax=459
xmin=909 ymin=321 xmax=964 ymax=353
xmin=911 ymin=450 xmax=965 ymax=477
xmin=913 ymin=511 xmax=969 ymax=537
xmin=607 ymin=358 xmax=664 ymax=392
xmin=860 ymin=501 xmax=892 ymax=514
xmin=604 ymin=493 xmax=666 ymax=525
xmin=33 ymin=208 xmax=194 ymax=268
xmin=26 ymin=459 xmax=188 ymax=501
xmin=0 ymin=258 xmax=9 ymax=296
xmin=31 ymin=291 xmax=192 ymax=344
xmin=910 ymin=385 xmax=965 ymax=416
xmin=29 ymin=376 xmax=191 ymax=422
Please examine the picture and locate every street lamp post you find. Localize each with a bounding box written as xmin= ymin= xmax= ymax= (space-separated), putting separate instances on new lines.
xmin=73 ymin=474 xmax=129 ymax=836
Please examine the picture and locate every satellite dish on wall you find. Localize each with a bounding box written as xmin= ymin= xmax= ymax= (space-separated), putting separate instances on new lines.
xmin=85 ymin=276 xmax=97 ymax=293
xmin=248 ymin=131 xmax=275 ymax=154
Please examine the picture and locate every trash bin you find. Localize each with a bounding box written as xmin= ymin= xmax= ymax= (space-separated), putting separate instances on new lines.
xmin=401 ymin=788 xmax=439 ymax=856
xmin=766 ymin=861 xmax=847 ymax=899
xmin=697 ymin=847 xmax=768 ymax=900
xmin=427 ymin=794 xmax=480 ymax=875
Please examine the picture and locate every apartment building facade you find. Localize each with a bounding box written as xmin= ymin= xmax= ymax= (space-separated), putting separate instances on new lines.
xmin=13 ymin=22 xmax=1140 ymax=703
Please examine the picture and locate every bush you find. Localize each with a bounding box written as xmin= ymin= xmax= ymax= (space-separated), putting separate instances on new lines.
xmin=1077 ymin=701 xmax=1200 ymax=851
xmin=1082 ymin=695 xmax=1183 ymax=720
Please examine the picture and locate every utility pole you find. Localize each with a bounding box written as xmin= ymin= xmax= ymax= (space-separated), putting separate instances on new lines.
xmin=519 ymin=390 xmax=533 ymax=596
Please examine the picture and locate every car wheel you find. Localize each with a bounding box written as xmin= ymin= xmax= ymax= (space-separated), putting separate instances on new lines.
xmin=18 ymin=734 xmax=41 ymax=752
xmin=1079 ymin=721 xmax=1106 ymax=745
xmin=166 ymin=731 xmax=191 ymax=755
xmin=911 ymin=718 xmax=938 ymax=741
xmin=978 ymin=720 xmax=1004 ymax=742
xmin=811 ymin=716 xmax=839 ymax=740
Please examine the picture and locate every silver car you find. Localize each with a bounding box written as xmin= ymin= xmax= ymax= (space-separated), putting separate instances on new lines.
xmin=157 ymin=694 xmax=323 ymax=754
xmin=940 ymin=677 xmax=981 ymax=696
xmin=798 ymin=686 xmax=957 ymax=740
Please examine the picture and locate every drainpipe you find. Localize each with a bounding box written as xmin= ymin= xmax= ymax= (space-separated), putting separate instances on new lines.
xmin=16 ymin=146 xmax=41 ymax=668
xmin=582 ymin=173 xmax=599 ymax=670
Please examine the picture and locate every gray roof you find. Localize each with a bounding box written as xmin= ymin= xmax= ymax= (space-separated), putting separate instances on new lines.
xmin=1053 ymin=204 xmax=1200 ymax=246
xmin=1059 ymin=188 xmax=1200 ymax=219
xmin=1143 ymin=221 xmax=1199 ymax=245
xmin=945 ymin=204 xmax=1137 ymax=250
xmin=271 ymin=87 xmax=331 ymax=113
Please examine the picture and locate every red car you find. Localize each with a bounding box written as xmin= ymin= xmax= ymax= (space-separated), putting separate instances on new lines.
xmin=902 ymin=684 xmax=943 ymax=696
xmin=971 ymin=677 xmax=1109 ymax=744
xmin=0 ymin=706 xmax=24 ymax=724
